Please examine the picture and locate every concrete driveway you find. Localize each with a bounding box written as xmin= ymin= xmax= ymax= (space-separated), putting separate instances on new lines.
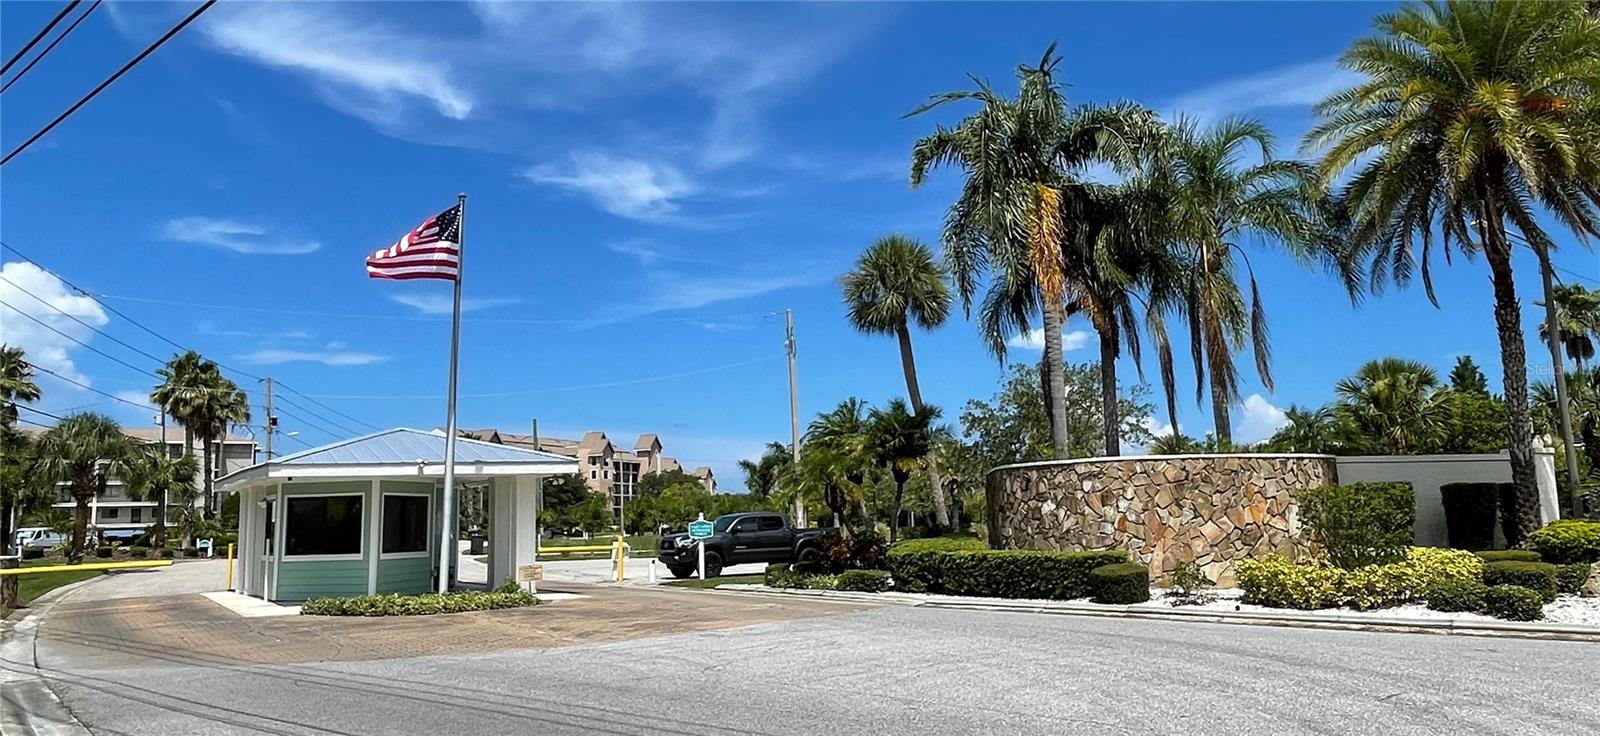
xmin=458 ymin=552 xmax=766 ymax=586
xmin=60 ymin=559 xmax=229 ymax=602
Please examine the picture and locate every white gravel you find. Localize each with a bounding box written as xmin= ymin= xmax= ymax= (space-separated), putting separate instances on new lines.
xmin=1126 ymin=588 xmax=1600 ymax=627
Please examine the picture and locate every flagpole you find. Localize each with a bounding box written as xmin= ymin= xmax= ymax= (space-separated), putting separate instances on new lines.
xmin=438 ymin=193 xmax=466 ymax=595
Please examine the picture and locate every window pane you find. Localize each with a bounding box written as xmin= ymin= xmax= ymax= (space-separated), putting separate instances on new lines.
xmin=382 ymin=495 xmax=430 ymax=554
xmin=285 ymin=496 xmax=363 ymax=556
xmin=759 ymin=516 xmax=783 ymax=531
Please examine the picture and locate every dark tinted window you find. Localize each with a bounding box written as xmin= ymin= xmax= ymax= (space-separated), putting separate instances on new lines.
xmin=382 ymin=495 xmax=429 ymax=554
xmin=759 ymin=516 xmax=783 ymax=531
xmin=731 ymin=518 xmax=760 ymax=534
xmin=285 ymin=496 xmax=362 ymax=556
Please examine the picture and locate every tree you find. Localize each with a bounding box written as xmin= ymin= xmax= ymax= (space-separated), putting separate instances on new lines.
xmin=195 ymin=373 xmax=250 ymax=521
xmin=866 ymin=398 xmax=940 ymax=544
xmin=1448 ymin=356 xmax=1490 ymax=395
xmin=121 ymin=447 xmax=198 ymax=548
xmin=0 ymin=344 xmax=44 ymax=553
xmin=1334 ymin=358 xmax=1449 ymax=455
xmin=959 ymin=362 xmax=1155 ymax=470
xmin=841 ymin=234 xmax=954 ymax=526
xmin=1161 ymin=116 xmax=1336 ymax=444
xmin=1148 ymin=433 xmax=1205 ymax=455
xmin=1539 ymin=283 xmax=1600 ymax=371
xmin=636 ymin=469 xmax=704 ymax=499
xmin=776 ymin=445 xmax=857 ymax=529
xmin=1262 ymin=405 xmax=1341 ymax=453
xmin=1441 ymin=390 xmax=1508 ymax=455
xmin=736 ymin=442 xmax=791 ymax=500
xmin=31 ymin=413 xmax=134 ymax=562
xmin=1307 ymin=0 xmax=1600 ymax=543
xmin=0 ymin=345 xmax=41 ymax=427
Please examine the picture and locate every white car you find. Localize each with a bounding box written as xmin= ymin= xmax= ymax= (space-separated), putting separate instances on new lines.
xmin=15 ymin=527 xmax=69 ymax=552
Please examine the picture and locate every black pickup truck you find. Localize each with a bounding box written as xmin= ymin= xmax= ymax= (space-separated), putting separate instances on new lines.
xmin=657 ymin=512 xmax=822 ymax=578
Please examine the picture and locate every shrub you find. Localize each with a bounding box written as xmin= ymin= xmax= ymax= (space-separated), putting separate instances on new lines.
xmin=1300 ymin=482 xmax=1415 ymax=569
xmin=1088 ymin=563 xmax=1150 ymax=604
xmin=763 ymin=563 xmax=843 ymax=590
xmin=1482 ymin=561 xmax=1558 ymax=602
xmin=301 ymin=588 xmax=538 ymax=616
xmin=159 ymin=548 xmax=175 ymax=559
xmin=1475 ymin=550 xmax=1542 ymax=563
xmin=1408 ymin=547 xmax=1484 ymax=596
xmin=1484 ymin=585 xmax=1543 ymax=622
xmin=127 ymin=546 xmax=148 ymax=558
xmin=1556 ymin=563 xmax=1592 ymax=595
xmin=890 ymin=535 xmax=987 ymax=553
xmin=182 ymin=547 xmax=200 ymax=558
xmin=1166 ymin=560 xmax=1217 ymax=607
xmin=20 ymin=548 xmax=43 ymax=560
xmin=1527 ymin=519 xmax=1600 ymax=564
xmin=1341 ymin=562 xmax=1420 ymax=611
xmin=94 ymin=547 xmax=114 ymax=559
xmin=1426 ymin=579 xmax=1488 ymax=613
xmin=848 ymin=530 xmax=889 ymax=571
xmin=765 ymin=563 xmax=801 ymax=588
xmin=886 ymin=546 xmax=1125 ymax=600
xmin=804 ymin=531 xmax=849 ymax=574
xmin=1236 ymin=555 xmax=1346 ymax=610
xmin=1439 ymin=483 xmax=1502 ymax=551
xmin=835 ymin=569 xmax=891 ymax=593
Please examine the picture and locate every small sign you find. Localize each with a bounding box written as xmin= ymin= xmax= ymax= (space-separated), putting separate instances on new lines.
xmin=688 ymin=519 xmax=715 ymax=540
xmin=517 ymin=564 xmax=544 ymax=582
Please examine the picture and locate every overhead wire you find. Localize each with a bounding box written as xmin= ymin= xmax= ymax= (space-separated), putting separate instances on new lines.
xmin=0 ymin=1 xmax=79 ymax=76
xmin=1 ymin=0 xmax=102 ymax=94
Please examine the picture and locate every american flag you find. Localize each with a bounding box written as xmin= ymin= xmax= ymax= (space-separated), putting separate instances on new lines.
xmin=366 ymin=204 xmax=462 ymax=281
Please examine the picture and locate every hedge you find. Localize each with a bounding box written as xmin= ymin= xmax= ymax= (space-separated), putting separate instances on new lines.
xmin=1300 ymin=482 xmax=1415 ymax=569
xmin=836 ymin=569 xmax=891 ymax=593
xmin=94 ymin=547 xmax=113 ymax=559
xmin=1556 ymin=563 xmax=1593 ymax=595
xmin=763 ymin=563 xmax=842 ymax=591
xmin=1088 ymin=563 xmax=1150 ymax=604
xmin=1238 ymin=548 xmax=1483 ymax=611
xmin=890 ymin=536 xmax=988 ymax=554
xmin=1236 ymin=555 xmax=1345 ymax=609
xmin=301 ymin=583 xmax=537 ymax=616
xmin=1484 ymin=585 xmax=1543 ymax=622
xmin=1475 ymin=550 xmax=1541 ymax=563
xmin=1439 ymin=483 xmax=1502 ymax=551
xmin=1482 ymin=561 xmax=1558 ymax=602
xmin=1425 ymin=579 xmax=1487 ymax=613
xmin=887 ymin=546 xmax=1126 ymax=600
xmin=126 ymin=546 xmax=148 ymax=558
xmin=1527 ymin=519 xmax=1600 ymax=564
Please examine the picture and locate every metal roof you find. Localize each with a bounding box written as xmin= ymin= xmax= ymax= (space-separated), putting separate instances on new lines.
xmin=272 ymin=428 xmax=576 ymax=465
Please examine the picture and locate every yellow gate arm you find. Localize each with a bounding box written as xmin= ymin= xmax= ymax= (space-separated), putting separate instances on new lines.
xmin=0 ymin=560 xmax=174 ymax=576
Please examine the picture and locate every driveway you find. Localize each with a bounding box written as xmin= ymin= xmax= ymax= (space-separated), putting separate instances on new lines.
xmin=61 ymin=559 xmax=229 ymax=602
xmin=458 ymin=551 xmax=766 ymax=586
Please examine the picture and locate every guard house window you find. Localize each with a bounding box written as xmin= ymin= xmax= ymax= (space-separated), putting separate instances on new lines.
xmin=382 ymin=495 xmax=430 ymax=555
xmin=284 ymin=496 xmax=363 ymax=556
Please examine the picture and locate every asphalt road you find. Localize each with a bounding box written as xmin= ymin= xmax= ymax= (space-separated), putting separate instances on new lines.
xmin=20 ymin=596 xmax=1600 ymax=735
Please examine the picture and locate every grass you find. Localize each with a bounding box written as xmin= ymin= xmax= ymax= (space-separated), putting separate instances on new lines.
xmin=663 ymin=574 xmax=764 ymax=589
xmin=11 ymin=558 xmax=105 ymax=608
xmin=539 ymin=534 xmax=660 ymax=559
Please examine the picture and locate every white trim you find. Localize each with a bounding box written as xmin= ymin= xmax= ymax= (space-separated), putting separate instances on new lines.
xmin=270 ymin=485 xmax=283 ymax=601
xmin=367 ymin=480 xmax=379 ymax=595
xmin=217 ymin=460 xmax=578 ymax=492
xmin=279 ymin=492 xmax=365 ymax=560
xmin=378 ymin=491 xmax=433 ymax=560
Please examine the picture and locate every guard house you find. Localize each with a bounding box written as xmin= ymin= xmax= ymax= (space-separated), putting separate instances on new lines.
xmin=218 ymin=428 xmax=577 ymax=602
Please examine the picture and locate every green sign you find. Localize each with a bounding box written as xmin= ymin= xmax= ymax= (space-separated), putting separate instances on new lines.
xmin=688 ymin=519 xmax=715 ymax=540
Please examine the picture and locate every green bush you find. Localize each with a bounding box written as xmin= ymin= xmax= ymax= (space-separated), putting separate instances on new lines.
xmin=765 ymin=563 xmax=801 ymax=588
xmin=1426 ymin=579 xmax=1488 ymax=613
xmin=1236 ymin=555 xmax=1345 ymax=609
xmin=126 ymin=546 xmax=148 ymax=558
xmin=848 ymin=531 xmax=889 ymax=571
xmin=301 ymin=588 xmax=538 ymax=616
xmin=835 ymin=569 xmax=891 ymax=593
xmin=1300 ymin=482 xmax=1415 ymax=569
xmin=159 ymin=548 xmax=175 ymax=559
xmin=886 ymin=546 xmax=1125 ymax=600
xmin=1484 ymin=585 xmax=1543 ymax=622
xmin=1088 ymin=563 xmax=1150 ymax=604
xmin=1527 ymin=519 xmax=1600 ymax=564
xmin=1495 ymin=484 xmax=1523 ymax=547
xmin=94 ymin=547 xmax=113 ymax=559
xmin=1556 ymin=563 xmax=1592 ymax=595
xmin=1439 ymin=483 xmax=1502 ymax=551
xmin=1475 ymin=550 xmax=1542 ymax=563
xmin=1482 ymin=561 xmax=1558 ymax=602
xmin=890 ymin=535 xmax=987 ymax=553
xmin=1165 ymin=560 xmax=1216 ymax=606
xmin=763 ymin=563 xmax=845 ymax=590
xmin=20 ymin=548 xmax=43 ymax=560
xmin=806 ymin=531 xmax=849 ymax=574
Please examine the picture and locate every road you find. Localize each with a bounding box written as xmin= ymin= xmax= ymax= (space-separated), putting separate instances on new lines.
xmin=8 ymin=567 xmax=1600 ymax=735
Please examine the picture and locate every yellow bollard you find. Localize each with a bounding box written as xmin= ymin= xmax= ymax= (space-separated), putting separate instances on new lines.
xmin=613 ymin=536 xmax=626 ymax=582
xmin=226 ymin=543 xmax=235 ymax=590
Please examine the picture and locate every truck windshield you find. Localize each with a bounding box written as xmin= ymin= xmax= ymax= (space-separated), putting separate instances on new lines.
xmin=712 ymin=515 xmax=742 ymax=533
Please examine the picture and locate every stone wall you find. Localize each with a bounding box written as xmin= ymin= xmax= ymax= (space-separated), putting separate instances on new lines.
xmin=986 ymin=454 xmax=1337 ymax=586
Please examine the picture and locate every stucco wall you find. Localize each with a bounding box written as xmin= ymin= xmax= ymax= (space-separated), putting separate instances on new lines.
xmin=1335 ymin=446 xmax=1560 ymax=548
xmin=987 ymin=454 xmax=1337 ymax=585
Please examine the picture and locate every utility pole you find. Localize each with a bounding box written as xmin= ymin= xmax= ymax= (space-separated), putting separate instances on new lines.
xmin=262 ymin=377 xmax=276 ymax=461
xmin=785 ymin=308 xmax=805 ymax=527
xmin=1535 ymin=246 xmax=1582 ymax=514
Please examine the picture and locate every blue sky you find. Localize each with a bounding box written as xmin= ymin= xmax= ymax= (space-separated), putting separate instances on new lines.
xmin=3 ymin=1 xmax=1596 ymax=486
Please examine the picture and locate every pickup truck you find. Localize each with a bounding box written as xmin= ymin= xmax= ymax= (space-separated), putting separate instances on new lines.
xmin=657 ymin=512 xmax=823 ymax=578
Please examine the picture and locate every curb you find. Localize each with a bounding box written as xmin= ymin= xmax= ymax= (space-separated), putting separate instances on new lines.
xmin=713 ymin=585 xmax=1600 ymax=642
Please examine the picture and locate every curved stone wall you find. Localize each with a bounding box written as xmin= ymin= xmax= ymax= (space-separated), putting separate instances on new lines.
xmin=986 ymin=454 xmax=1337 ymax=586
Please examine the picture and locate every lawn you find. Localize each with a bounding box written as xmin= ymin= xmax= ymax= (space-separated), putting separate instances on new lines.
xmin=664 ymin=574 xmax=764 ymax=589
xmin=11 ymin=559 xmax=104 ymax=608
xmin=539 ymin=534 xmax=660 ymax=559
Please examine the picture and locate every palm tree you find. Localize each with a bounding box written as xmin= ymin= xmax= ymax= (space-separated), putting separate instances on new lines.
xmin=1539 ymin=283 xmax=1600 ymax=372
xmin=1306 ymin=0 xmax=1600 ymax=543
xmin=0 ymin=345 xmax=41 ymax=427
xmin=32 ymin=413 xmax=134 ymax=562
xmin=1148 ymin=433 xmax=1203 ymax=455
xmin=121 ymin=446 xmax=197 ymax=549
xmin=736 ymin=442 xmax=792 ymax=500
xmin=1334 ymin=358 xmax=1448 ymax=455
xmin=776 ymin=445 xmax=856 ymax=529
xmin=1 ymin=345 xmax=43 ymax=553
xmin=1161 ymin=116 xmax=1336 ymax=444
xmin=866 ymin=398 xmax=940 ymax=543
xmin=1263 ymin=405 xmax=1341 ymax=453
xmin=841 ymin=234 xmax=954 ymax=525
xmin=195 ymin=373 xmax=250 ymax=520
xmin=908 ymin=44 xmax=1150 ymax=460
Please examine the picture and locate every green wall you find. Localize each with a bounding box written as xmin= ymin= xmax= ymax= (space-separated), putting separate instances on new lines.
xmin=270 ymin=479 xmax=445 ymax=601
xmin=374 ymin=480 xmax=439 ymax=595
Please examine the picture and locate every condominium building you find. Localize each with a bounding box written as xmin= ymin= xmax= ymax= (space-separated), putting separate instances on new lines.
xmin=457 ymin=428 xmax=714 ymax=516
xmin=41 ymin=427 xmax=258 ymax=530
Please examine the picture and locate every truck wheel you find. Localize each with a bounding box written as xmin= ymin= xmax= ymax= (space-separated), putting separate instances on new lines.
xmin=795 ymin=546 xmax=821 ymax=571
xmin=667 ymin=566 xmax=695 ymax=579
xmin=704 ymin=552 xmax=724 ymax=578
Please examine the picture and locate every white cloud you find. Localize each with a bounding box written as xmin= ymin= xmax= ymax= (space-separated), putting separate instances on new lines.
xmin=640 ymin=272 xmax=821 ymax=316
xmin=1167 ymin=58 xmax=1362 ymax=124
xmin=523 ymin=153 xmax=696 ymax=223
xmin=607 ymin=239 xmax=663 ymax=264
xmin=163 ymin=217 xmax=321 ymax=255
xmin=387 ymin=292 xmax=518 ymax=316
xmin=0 ymin=261 xmax=108 ymax=385
xmin=1236 ymin=393 xmax=1290 ymax=444
xmin=115 ymin=390 xmax=156 ymax=411
xmin=238 ymin=348 xmax=391 ymax=367
xmin=1006 ymin=328 xmax=1092 ymax=352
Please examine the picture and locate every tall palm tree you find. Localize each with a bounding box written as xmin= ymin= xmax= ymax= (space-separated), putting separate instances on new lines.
xmin=1263 ymin=404 xmax=1341 ymax=453
xmin=151 ymin=351 xmax=212 ymax=458
xmin=1 ymin=345 xmax=43 ymax=553
xmin=0 ymin=345 xmax=41 ymax=427
xmin=776 ymin=445 xmax=856 ymax=529
xmin=1306 ymin=0 xmax=1600 ymax=542
xmin=908 ymin=44 xmax=1149 ymax=460
xmin=196 ymin=373 xmax=250 ymax=520
xmin=866 ymin=398 xmax=940 ymax=543
xmin=1334 ymin=358 xmax=1449 ymax=455
xmin=1539 ymin=283 xmax=1600 ymax=372
xmin=1162 ymin=116 xmax=1336 ymax=444
xmin=32 ymin=413 xmax=134 ymax=562
xmin=841 ymin=234 xmax=954 ymax=525
xmin=736 ymin=442 xmax=792 ymax=500
xmin=121 ymin=446 xmax=197 ymax=549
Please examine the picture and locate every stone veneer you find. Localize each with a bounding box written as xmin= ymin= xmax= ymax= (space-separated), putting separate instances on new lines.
xmin=986 ymin=454 xmax=1337 ymax=586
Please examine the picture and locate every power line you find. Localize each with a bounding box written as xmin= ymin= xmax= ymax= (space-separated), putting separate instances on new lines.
xmin=271 ymin=393 xmax=360 ymax=436
xmin=2 ymin=0 xmax=217 ymax=166
xmin=273 ymin=381 xmax=380 ymax=432
xmin=270 ymin=404 xmax=343 ymax=441
xmin=1 ymin=0 xmax=101 ymax=94
xmin=0 ymin=297 xmax=158 ymax=377
xmin=1 ymin=1 xmax=79 ymax=76
xmin=26 ymin=362 xmax=153 ymax=411
xmin=16 ymin=404 xmax=66 ymax=422
xmin=0 ymin=272 xmax=167 ymax=364
xmin=93 ymin=293 xmax=766 ymax=327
